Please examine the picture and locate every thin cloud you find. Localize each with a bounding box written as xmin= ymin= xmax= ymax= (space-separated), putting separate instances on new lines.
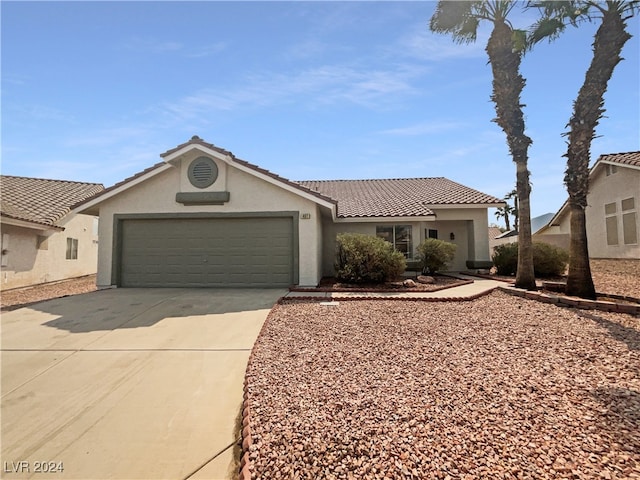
xmin=160 ymin=62 xmax=427 ymax=120
xmin=187 ymin=42 xmax=228 ymax=58
xmin=393 ymin=24 xmax=488 ymax=62
xmin=124 ymin=37 xmax=183 ymax=54
xmin=379 ymin=121 xmax=467 ymax=136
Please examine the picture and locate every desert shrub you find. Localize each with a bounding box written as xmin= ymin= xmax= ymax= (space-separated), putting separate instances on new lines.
xmin=334 ymin=233 xmax=406 ymax=284
xmin=416 ymin=238 xmax=457 ymax=274
xmin=533 ymin=242 xmax=569 ymax=277
xmin=492 ymin=242 xmax=519 ymax=276
xmin=492 ymin=242 xmax=569 ymax=277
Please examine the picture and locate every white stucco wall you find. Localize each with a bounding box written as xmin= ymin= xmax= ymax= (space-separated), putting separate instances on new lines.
xmin=537 ymin=166 xmax=639 ymax=259
xmin=585 ymin=166 xmax=640 ymax=259
xmin=319 ymin=207 xmax=491 ymax=275
xmin=94 ymin=157 xmax=324 ymax=287
xmin=0 ymin=214 xmax=99 ymax=290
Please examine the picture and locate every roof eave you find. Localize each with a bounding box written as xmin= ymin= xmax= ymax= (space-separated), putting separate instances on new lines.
xmin=425 ymin=202 xmax=506 ymax=209
xmin=0 ymin=215 xmax=64 ymax=232
xmin=334 ymin=215 xmax=437 ymax=223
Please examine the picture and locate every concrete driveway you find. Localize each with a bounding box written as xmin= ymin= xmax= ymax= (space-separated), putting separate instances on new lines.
xmin=1 ymin=288 xmax=285 ymax=480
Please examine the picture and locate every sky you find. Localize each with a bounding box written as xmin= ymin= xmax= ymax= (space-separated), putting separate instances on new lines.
xmin=2 ymin=1 xmax=639 ymax=222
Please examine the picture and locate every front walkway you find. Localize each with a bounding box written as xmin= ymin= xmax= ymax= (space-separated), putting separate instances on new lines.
xmin=285 ymin=274 xmax=505 ymax=300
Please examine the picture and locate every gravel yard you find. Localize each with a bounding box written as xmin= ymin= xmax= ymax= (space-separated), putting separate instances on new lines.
xmin=244 ymin=291 xmax=640 ymax=479
xmin=0 ymin=275 xmax=97 ymax=310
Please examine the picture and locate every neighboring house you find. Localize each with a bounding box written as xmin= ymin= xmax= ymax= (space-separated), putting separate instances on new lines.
xmin=491 ymin=229 xmax=518 ymax=251
xmin=489 ymin=212 xmax=558 ymax=254
xmin=74 ymin=136 xmax=504 ymax=288
xmin=0 ymin=176 xmax=104 ymax=290
xmin=488 ymin=226 xmax=505 ymax=253
xmin=536 ymin=151 xmax=640 ymax=258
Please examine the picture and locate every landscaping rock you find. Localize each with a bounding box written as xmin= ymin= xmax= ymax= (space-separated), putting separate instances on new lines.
xmin=417 ymin=275 xmax=436 ymax=284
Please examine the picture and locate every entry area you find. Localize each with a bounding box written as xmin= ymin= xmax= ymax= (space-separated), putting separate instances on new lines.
xmin=117 ymin=215 xmax=295 ymax=287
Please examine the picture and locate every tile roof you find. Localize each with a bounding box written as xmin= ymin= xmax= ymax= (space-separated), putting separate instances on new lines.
xmin=0 ymin=175 xmax=104 ymax=227
xmin=488 ymin=226 xmax=504 ymax=240
xmin=298 ymin=178 xmax=504 ymax=218
xmin=75 ymin=136 xmax=336 ymax=210
xmin=599 ymin=151 xmax=640 ymax=167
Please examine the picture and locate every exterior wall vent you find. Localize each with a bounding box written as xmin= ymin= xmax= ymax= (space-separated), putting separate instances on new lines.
xmin=188 ymin=156 xmax=218 ymax=188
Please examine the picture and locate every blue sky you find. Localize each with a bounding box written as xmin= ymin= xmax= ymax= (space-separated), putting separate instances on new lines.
xmin=2 ymin=1 xmax=639 ymax=220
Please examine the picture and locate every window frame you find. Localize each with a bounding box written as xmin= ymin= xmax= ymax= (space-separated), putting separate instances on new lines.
xmin=376 ymin=224 xmax=413 ymax=259
xmin=66 ymin=237 xmax=78 ymax=260
xmin=621 ymin=197 xmax=637 ymax=245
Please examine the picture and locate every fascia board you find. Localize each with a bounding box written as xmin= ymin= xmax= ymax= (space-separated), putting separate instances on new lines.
xmin=0 ymin=216 xmax=63 ymax=232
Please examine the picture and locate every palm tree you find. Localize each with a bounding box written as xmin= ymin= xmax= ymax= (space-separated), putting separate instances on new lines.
xmin=529 ymin=0 xmax=638 ymax=299
xmin=494 ymin=204 xmax=513 ymax=230
xmin=430 ymin=1 xmax=536 ymax=290
xmin=505 ymin=188 xmax=519 ymax=230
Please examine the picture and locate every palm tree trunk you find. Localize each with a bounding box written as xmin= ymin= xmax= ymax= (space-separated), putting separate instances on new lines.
xmin=567 ymin=203 xmax=596 ymax=298
xmin=515 ymin=161 xmax=535 ymax=288
xmin=486 ymin=19 xmax=536 ymax=290
xmin=564 ymin=5 xmax=631 ymax=298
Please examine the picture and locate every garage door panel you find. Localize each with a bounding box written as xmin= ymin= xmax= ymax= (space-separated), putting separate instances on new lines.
xmin=120 ymin=217 xmax=294 ymax=287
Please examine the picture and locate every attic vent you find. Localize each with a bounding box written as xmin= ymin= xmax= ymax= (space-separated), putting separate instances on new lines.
xmin=188 ymin=156 xmax=218 ymax=188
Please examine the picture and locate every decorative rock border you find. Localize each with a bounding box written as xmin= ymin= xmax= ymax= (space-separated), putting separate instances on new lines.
xmin=289 ymin=278 xmax=474 ymax=294
xmin=498 ymin=285 xmax=640 ymax=316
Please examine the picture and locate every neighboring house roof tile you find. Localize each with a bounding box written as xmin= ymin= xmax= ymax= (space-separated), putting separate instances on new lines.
xmin=488 ymin=226 xmax=504 ymax=240
xmin=298 ymin=178 xmax=504 ymax=218
xmin=0 ymin=175 xmax=104 ymax=227
xmin=599 ymin=151 xmax=640 ymax=168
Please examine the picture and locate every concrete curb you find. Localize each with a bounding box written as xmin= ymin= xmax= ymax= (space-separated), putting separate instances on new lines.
xmin=498 ymin=285 xmax=640 ymax=316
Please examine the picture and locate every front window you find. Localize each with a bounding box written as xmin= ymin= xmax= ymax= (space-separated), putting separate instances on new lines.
xmin=604 ymin=202 xmax=618 ymax=246
xmin=622 ymin=197 xmax=637 ymax=245
xmin=66 ymin=238 xmax=78 ymax=260
xmin=376 ymin=225 xmax=413 ymax=258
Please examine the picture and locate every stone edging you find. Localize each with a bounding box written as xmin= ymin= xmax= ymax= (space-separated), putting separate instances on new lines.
xmin=498 ymin=285 xmax=640 ymax=315
xmin=238 ymin=305 xmax=283 ymax=480
xmin=289 ymin=279 xmax=474 ymax=294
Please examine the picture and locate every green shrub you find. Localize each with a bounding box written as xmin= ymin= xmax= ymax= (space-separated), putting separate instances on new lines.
xmin=492 ymin=242 xmax=569 ymax=277
xmin=416 ymin=238 xmax=457 ymax=274
xmin=492 ymin=242 xmax=519 ymax=276
xmin=334 ymin=233 xmax=406 ymax=284
xmin=533 ymin=242 xmax=569 ymax=277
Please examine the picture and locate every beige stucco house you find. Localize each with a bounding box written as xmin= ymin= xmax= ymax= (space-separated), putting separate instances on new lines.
xmin=0 ymin=176 xmax=104 ymax=290
xmin=536 ymin=151 xmax=640 ymax=259
xmin=75 ymin=136 xmax=504 ymax=288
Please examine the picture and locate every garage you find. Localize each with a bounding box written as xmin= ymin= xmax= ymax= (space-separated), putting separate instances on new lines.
xmin=117 ymin=216 xmax=295 ymax=287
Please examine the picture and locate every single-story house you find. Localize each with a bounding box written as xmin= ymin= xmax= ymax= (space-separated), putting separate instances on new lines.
xmin=536 ymin=151 xmax=639 ymax=258
xmin=0 ymin=175 xmax=104 ymax=290
xmin=75 ymin=136 xmax=504 ymax=288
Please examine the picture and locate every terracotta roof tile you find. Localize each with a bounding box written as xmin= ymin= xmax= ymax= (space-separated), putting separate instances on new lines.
xmin=1 ymin=175 xmax=104 ymax=227
xmin=298 ymin=178 xmax=503 ymax=218
xmin=598 ymin=151 xmax=640 ymax=168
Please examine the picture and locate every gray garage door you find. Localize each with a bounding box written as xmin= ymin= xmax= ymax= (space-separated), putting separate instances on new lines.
xmin=119 ymin=217 xmax=294 ymax=287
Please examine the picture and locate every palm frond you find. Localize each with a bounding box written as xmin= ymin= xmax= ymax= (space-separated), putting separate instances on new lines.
xmin=429 ymin=1 xmax=480 ymax=43
xmin=528 ymin=17 xmax=567 ymax=44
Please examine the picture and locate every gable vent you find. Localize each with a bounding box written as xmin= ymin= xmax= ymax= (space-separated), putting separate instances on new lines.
xmin=187 ymin=156 xmax=218 ymax=188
